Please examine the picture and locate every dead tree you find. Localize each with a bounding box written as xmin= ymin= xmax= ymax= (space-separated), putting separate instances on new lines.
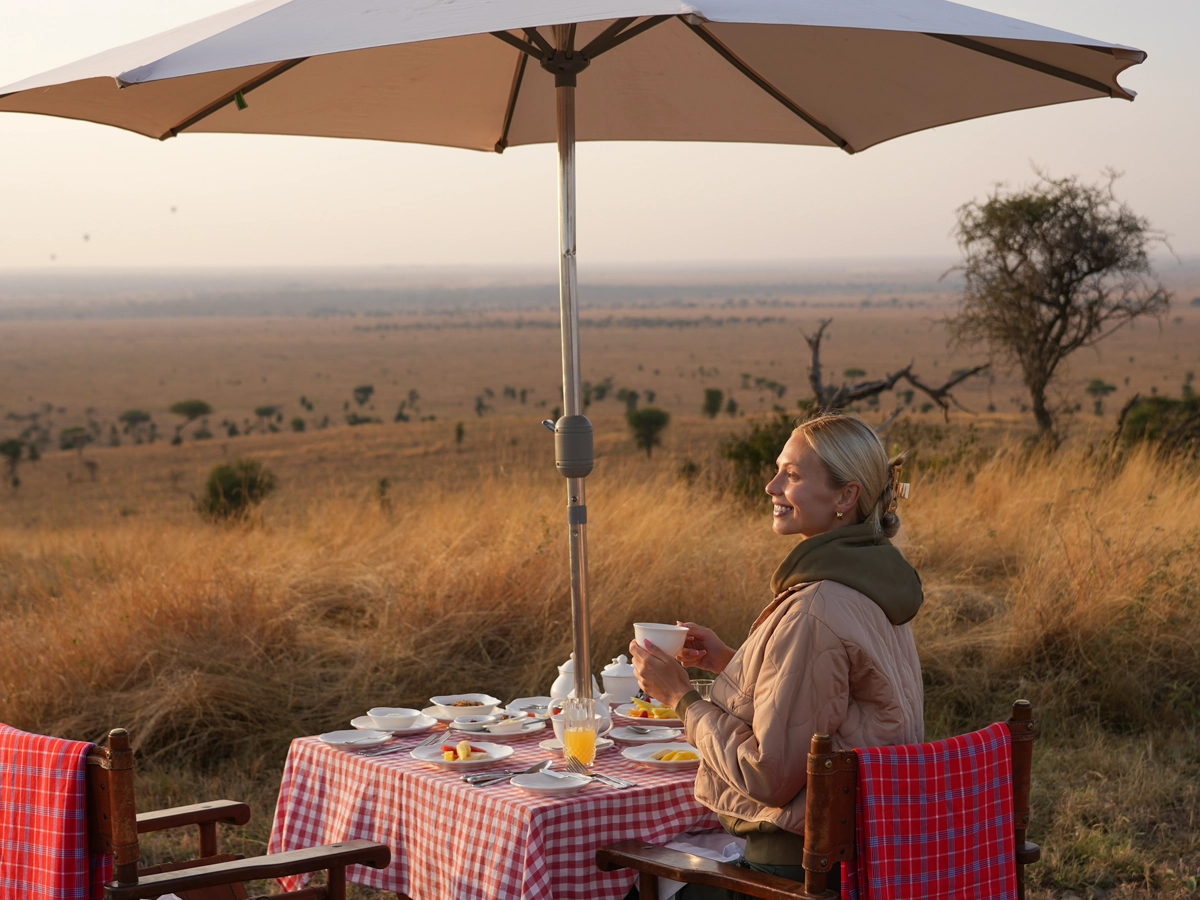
xmin=802 ymin=318 xmax=988 ymax=424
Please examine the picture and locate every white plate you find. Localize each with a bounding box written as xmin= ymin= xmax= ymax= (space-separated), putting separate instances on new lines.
xmin=511 ymin=771 xmax=591 ymax=797
xmin=468 ymin=720 xmax=546 ymax=741
xmin=319 ymin=729 xmax=391 ymax=750
xmin=411 ymin=740 xmax=514 ymax=771
xmin=539 ymin=737 xmax=614 ymax=755
xmin=352 ymin=714 xmax=437 ymax=735
xmin=428 ymin=693 xmax=502 ymax=717
xmin=507 ymin=696 xmax=554 ymax=719
xmin=609 ymin=725 xmax=684 ymax=743
xmin=422 ymin=706 xmax=468 ymax=723
xmin=622 ymin=742 xmax=701 ymax=770
xmin=614 ymin=703 xmax=682 ymax=726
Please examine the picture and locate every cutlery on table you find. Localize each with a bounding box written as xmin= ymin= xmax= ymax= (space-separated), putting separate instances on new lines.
xmin=361 ymin=729 xmax=442 ymax=757
xmin=563 ymin=757 xmax=636 ymax=788
xmin=465 ymin=759 xmax=550 ymax=786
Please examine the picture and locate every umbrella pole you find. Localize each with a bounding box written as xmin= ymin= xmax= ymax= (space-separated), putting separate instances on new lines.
xmin=554 ymin=68 xmax=594 ymax=701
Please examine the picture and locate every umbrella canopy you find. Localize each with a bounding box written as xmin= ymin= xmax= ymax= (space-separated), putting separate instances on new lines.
xmin=0 ymin=1 xmax=1146 ymax=700
xmin=1 ymin=0 xmax=1143 ymax=154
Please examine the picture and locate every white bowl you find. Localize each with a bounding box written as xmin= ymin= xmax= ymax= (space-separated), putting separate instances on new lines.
xmin=429 ymin=693 xmax=502 ymax=718
xmin=367 ymin=707 xmax=423 ymax=730
xmin=633 ymin=622 xmax=689 ymax=657
xmin=452 ymin=714 xmax=499 ymax=732
xmin=351 ymin=714 xmax=437 ymax=735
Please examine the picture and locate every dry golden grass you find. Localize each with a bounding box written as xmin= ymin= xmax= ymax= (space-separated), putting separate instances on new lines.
xmin=2 ymin=435 xmax=1198 ymax=897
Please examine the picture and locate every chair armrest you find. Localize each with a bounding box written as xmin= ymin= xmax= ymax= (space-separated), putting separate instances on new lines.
xmin=136 ymin=800 xmax=251 ymax=834
xmin=597 ymin=841 xmax=820 ymax=900
xmin=104 ymin=839 xmax=391 ymax=900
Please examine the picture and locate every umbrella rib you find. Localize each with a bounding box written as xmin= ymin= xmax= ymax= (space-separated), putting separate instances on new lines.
xmin=582 ymin=16 xmax=672 ymax=59
xmin=491 ymin=30 xmax=543 ymax=60
xmin=578 ymin=18 xmax=638 ymax=58
xmin=495 ymin=51 xmax=528 ymax=153
xmin=158 ymin=57 xmax=307 ymax=139
xmin=681 ymin=19 xmax=853 ymax=153
xmin=926 ymin=34 xmax=1116 ymax=97
xmin=522 ymin=28 xmax=556 ymax=58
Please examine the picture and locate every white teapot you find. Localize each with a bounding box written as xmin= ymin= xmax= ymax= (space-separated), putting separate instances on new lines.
xmin=549 ymin=655 xmax=601 ymax=700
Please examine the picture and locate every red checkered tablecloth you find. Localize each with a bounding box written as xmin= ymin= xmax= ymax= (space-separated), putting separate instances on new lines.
xmin=268 ymin=729 xmax=719 ymax=899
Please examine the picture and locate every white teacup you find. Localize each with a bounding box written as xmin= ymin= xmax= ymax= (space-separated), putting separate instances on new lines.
xmin=633 ymin=622 xmax=689 ymax=657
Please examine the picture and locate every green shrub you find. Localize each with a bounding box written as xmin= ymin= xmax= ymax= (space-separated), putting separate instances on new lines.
xmin=1117 ymin=395 xmax=1200 ymax=457
xmin=197 ymin=459 xmax=276 ymax=521
xmin=626 ymin=407 xmax=670 ymax=457
xmin=719 ymin=412 xmax=793 ymax=499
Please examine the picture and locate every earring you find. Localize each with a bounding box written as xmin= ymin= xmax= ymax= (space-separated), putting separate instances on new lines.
xmin=836 ymin=511 xmax=843 ymax=519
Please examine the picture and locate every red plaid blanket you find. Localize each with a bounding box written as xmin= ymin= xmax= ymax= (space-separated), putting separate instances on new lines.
xmin=0 ymin=723 xmax=112 ymax=900
xmin=843 ymin=722 xmax=1015 ymax=900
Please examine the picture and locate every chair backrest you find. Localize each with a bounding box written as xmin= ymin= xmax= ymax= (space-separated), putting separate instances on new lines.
xmin=801 ymin=700 xmax=1037 ymax=900
xmin=85 ymin=728 xmax=140 ymax=886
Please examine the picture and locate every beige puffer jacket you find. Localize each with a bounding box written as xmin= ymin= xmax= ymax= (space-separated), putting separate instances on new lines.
xmin=684 ymin=579 xmax=924 ymax=835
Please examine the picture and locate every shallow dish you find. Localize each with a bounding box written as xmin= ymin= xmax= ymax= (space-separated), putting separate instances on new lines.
xmin=367 ymin=707 xmax=423 ymax=730
xmin=452 ymin=714 xmax=499 ymax=732
xmin=319 ymin=729 xmax=391 ymax=751
xmin=351 ymin=714 xmax=437 ymax=735
xmin=477 ymin=720 xmax=545 ymax=741
xmin=613 ymin=703 xmax=682 ymax=726
xmin=411 ymin=740 xmax=513 ymax=771
xmin=429 ymin=693 xmax=502 ymax=718
xmin=622 ymin=742 xmax=701 ymax=770
xmin=538 ymin=737 xmax=614 ymax=756
xmin=609 ymin=725 xmax=685 ymax=743
xmin=506 ymin=696 xmax=554 ymax=719
xmin=510 ymin=771 xmax=590 ymax=797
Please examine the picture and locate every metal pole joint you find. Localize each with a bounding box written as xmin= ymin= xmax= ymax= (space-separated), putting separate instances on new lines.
xmin=541 ymin=49 xmax=590 ymax=87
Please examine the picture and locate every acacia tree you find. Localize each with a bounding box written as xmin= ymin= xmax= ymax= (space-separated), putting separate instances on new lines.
xmin=946 ymin=171 xmax=1169 ymax=442
xmin=169 ymin=399 xmax=213 ymax=442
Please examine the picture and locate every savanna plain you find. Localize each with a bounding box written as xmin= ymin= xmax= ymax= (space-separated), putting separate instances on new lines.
xmin=2 ymin=267 xmax=1200 ymax=898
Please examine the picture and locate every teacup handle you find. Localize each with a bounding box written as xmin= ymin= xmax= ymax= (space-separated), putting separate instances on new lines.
xmin=596 ymin=717 xmax=613 ymax=737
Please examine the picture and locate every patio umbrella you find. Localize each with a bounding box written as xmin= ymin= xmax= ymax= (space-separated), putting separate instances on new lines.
xmin=0 ymin=0 xmax=1146 ymax=699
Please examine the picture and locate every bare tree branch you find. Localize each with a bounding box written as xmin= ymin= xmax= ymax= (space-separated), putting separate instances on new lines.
xmin=802 ymin=318 xmax=988 ymax=422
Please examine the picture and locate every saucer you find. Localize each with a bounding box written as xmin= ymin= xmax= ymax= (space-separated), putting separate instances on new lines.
xmin=511 ymin=771 xmax=590 ymax=797
xmin=609 ymin=725 xmax=684 ymax=743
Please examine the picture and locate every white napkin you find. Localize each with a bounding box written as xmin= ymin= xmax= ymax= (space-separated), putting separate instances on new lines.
xmin=155 ymin=895 xmax=184 ymax=900
xmin=638 ymin=832 xmax=746 ymax=900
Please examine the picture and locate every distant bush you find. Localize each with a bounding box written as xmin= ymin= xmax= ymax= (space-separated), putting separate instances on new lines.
xmin=702 ymin=389 xmax=723 ymax=419
xmin=626 ymin=407 xmax=670 ymax=458
xmin=197 ymin=459 xmax=276 ymax=521
xmin=720 ymin=412 xmax=793 ymax=499
xmin=290 ymin=417 xmax=306 ymax=432
xmin=1116 ymin=395 xmax=1200 ymax=458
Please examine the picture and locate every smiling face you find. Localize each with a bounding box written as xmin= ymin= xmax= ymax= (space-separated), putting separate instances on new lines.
xmin=765 ymin=433 xmax=862 ymax=538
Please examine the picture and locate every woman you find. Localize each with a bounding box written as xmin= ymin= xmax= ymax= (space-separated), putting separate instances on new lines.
xmin=630 ymin=412 xmax=924 ymax=895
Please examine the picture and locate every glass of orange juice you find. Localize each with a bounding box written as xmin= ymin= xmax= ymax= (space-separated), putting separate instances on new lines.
xmin=562 ymin=697 xmax=597 ymax=766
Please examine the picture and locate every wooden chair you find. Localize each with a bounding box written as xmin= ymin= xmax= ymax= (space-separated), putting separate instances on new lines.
xmin=598 ymin=700 xmax=1040 ymax=900
xmin=86 ymin=727 xmax=391 ymax=900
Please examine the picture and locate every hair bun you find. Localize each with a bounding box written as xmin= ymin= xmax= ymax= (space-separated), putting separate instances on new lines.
xmin=880 ymin=510 xmax=901 ymax=539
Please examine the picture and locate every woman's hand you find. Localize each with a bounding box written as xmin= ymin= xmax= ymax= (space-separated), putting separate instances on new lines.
xmin=629 ymin=638 xmax=694 ymax=710
xmin=676 ymin=622 xmax=735 ymax=674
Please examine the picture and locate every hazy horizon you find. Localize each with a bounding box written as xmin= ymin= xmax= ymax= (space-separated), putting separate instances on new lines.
xmin=1 ymin=0 xmax=1196 ymax=269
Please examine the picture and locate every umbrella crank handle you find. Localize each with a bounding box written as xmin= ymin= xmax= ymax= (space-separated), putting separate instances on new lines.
xmin=542 ymin=419 xmax=556 ymax=432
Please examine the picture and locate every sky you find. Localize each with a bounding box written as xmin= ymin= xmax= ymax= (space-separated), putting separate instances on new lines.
xmin=0 ymin=0 xmax=1196 ymax=270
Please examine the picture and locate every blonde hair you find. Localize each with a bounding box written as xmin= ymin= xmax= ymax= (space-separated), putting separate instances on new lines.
xmin=792 ymin=412 xmax=905 ymax=538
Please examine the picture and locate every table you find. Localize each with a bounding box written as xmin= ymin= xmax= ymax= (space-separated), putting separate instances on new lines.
xmin=268 ymin=729 xmax=720 ymax=900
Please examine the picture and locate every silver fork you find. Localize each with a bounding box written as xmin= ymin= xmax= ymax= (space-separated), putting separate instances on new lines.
xmin=361 ymin=729 xmax=443 ymax=757
xmin=564 ymin=756 xmax=635 ymax=788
